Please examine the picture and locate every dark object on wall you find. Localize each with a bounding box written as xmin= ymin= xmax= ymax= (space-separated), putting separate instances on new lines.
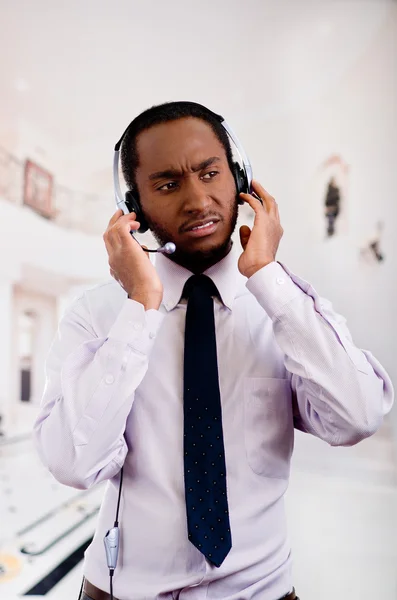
xmin=369 ymin=241 xmax=384 ymax=262
xmin=325 ymin=177 xmax=341 ymax=237
xmin=361 ymin=221 xmax=385 ymax=263
xmin=23 ymin=159 xmax=54 ymax=218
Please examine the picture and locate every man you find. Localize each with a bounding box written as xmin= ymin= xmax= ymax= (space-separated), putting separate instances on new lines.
xmin=33 ymin=102 xmax=393 ymax=600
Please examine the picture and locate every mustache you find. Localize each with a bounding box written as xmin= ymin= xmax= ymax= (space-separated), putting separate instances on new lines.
xmin=179 ymin=214 xmax=223 ymax=234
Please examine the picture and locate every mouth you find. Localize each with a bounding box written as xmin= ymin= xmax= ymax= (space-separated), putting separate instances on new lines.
xmin=183 ymin=219 xmax=220 ymax=238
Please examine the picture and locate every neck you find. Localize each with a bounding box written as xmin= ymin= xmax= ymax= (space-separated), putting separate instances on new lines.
xmin=169 ymin=240 xmax=233 ymax=274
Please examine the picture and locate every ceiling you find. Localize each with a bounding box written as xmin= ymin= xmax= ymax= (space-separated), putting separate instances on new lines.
xmin=0 ymin=0 xmax=394 ymax=189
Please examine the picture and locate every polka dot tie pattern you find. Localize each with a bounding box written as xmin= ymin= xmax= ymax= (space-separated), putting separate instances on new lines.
xmin=182 ymin=274 xmax=232 ymax=568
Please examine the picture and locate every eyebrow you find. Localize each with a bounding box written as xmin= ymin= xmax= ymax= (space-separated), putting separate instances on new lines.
xmin=148 ymin=156 xmax=221 ymax=181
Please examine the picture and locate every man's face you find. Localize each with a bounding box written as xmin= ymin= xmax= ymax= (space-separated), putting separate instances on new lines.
xmin=134 ymin=117 xmax=238 ymax=270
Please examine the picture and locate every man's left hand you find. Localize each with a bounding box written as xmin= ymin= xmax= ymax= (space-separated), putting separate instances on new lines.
xmin=238 ymin=180 xmax=284 ymax=279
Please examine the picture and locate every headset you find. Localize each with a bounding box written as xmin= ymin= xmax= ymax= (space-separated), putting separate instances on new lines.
xmin=103 ymin=103 xmax=254 ymax=599
xmin=113 ymin=101 xmax=254 ymax=254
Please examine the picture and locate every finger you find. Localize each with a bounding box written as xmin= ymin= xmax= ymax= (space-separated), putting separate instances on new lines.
xmin=251 ymin=180 xmax=277 ymax=214
xmin=113 ymin=219 xmax=141 ymax=247
xmin=104 ymin=209 xmax=125 ymax=248
xmin=105 ymin=210 xmax=137 ymax=237
xmin=103 ymin=210 xmax=123 ymax=246
xmin=107 ymin=208 xmax=124 ymax=230
xmin=239 ymin=225 xmax=251 ymax=250
xmin=239 ymin=191 xmax=265 ymax=220
xmin=104 ymin=219 xmax=141 ymax=254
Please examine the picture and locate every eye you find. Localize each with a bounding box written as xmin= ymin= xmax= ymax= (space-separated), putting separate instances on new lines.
xmin=157 ymin=181 xmax=178 ymax=191
xmin=201 ymin=171 xmax=219 ymax=180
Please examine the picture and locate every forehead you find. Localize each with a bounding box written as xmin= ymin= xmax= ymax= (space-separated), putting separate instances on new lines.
xmin=135 ymin=117 xmax=227 ymax=170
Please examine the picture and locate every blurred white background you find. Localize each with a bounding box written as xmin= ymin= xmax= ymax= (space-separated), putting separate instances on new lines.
xmin=0 ymin=1 xmax=396 ymax=599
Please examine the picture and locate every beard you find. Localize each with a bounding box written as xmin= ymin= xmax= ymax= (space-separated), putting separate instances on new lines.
xmin=145 ymin=196 xmax=239 ymax=273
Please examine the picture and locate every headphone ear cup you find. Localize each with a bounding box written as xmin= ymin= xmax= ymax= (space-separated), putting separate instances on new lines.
xmin=125 ymin=191 xmax=149 ymax=234
xmin=233 ymin=162 xmax=248 ymax=205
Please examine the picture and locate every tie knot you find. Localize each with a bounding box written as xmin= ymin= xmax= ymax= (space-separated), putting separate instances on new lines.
xmin=182 ymin=274 xmax=219 ymax=300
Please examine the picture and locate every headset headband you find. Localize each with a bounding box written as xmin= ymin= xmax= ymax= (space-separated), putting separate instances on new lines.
xmin=113 ymin=102 xmax=252 ymax=207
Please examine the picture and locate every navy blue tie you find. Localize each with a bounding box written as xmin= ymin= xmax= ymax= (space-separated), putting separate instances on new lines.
xmin=183 ymin=274 xmax=232 ymax=567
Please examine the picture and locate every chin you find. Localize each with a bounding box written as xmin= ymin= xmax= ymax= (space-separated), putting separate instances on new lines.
xmin=181 ymin=230 xmax=228 ymax=250
xmin=176 ymin=234 xmax=232 ymax=263
xmin=151 ymin=213 xmax=237 ymax=267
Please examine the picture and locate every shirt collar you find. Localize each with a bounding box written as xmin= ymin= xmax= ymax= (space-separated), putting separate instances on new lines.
xmin=155 ymin=245 xmax=246 ymax=312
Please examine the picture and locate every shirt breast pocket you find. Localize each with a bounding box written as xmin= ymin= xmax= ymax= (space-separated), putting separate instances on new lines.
xmin=244 ymin=377 xmax=294 ymax=479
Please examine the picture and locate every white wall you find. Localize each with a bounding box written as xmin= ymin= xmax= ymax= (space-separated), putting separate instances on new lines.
xmin=0 ymin=198 xmax=109 ymax=284
xmin=0 ymin=197 xmax=109 ymax=434
xmin=239 ymin=10 xmax=396 ymax=408
xmin=0 ymin=4 xmax=395 ymax=437
xmin=4 ymin=7 xmax=393 ymax=383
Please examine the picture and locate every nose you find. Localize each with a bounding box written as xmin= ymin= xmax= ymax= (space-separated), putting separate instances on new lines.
xmin=182 ymin=176 xmax=212 ymax=214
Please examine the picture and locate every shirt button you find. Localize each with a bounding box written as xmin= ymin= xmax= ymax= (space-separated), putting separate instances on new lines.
xmin=149 ymin=331 xmax=155 ymax=339
xmin=276 ymin=278 xmax=285 ymax=285
xmin=105 ymin=374 xmax=114 ymax=385
xmin=132 ymin=322 xmax=143 ymax=331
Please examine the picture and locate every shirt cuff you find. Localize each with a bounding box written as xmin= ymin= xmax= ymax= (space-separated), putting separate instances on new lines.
xmin=107 ymin=297 xmax=164 ymax=355
xmin=245 ymin=261 xmax=303 ymax=319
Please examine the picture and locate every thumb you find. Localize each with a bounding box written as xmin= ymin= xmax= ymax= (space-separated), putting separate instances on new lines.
xmin=239 ymin=225 xmax=251 ymax=250
xmin=141 ymin=244 xmax=151 ymax=259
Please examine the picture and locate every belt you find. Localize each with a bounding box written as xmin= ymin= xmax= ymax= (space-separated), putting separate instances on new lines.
xmin=83 ymin=578 xmax=298 ymax=600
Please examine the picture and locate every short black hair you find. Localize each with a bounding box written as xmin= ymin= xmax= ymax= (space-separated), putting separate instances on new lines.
xmin=120 ymin=101 xmax=235 ymax=192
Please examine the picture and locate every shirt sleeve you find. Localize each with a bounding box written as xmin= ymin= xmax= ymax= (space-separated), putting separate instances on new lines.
xmin=33 ymin=293 xmax=164 ymax=489
xmin=246 ymin=261 xmax=394 ymax=446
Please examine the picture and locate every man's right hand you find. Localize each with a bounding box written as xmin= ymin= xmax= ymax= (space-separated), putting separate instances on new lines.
xmin=103 ymin=209 xmax=163 ymax=311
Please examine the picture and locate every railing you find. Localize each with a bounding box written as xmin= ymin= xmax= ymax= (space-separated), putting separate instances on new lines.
xmin=0 ymin=146 xmax=111 ymax=236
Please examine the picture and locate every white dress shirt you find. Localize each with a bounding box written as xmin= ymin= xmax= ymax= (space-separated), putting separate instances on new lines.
xmin=33 ymin=248 xmax=394 ymax=600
